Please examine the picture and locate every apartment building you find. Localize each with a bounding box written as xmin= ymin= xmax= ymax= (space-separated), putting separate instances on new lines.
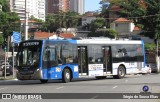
xmin=46 ymin=0 xmax=70 ymax=14
xmin=70 ymin=0 xmax=84 ymax=15
xmin=46 ymin=0 xmax=84 ymax=15
xmin=10 ymin=0 xmax=45 ymax=21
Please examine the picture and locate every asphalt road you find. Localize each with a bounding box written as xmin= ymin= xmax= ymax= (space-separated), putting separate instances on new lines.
xmin=0 ymin=73 xmax=160 ymax=102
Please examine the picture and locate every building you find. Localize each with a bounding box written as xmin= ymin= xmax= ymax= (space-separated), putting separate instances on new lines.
xmin=46 ymin=0 xmax=70 ymax=14
xmin=10 ymin=0 xmax=45 ymax=21
xmin=33 ymin=31 xmax=74 ymax=39
xmin=46 ymin=0 xmax=84 ymax=15
xmin=110 ymin=18 xmax=135 ymax=37
xmin=70 ymin=0 xmax=84 ymax=15
xmin=82 ymin=12 xmax=98 ymax=26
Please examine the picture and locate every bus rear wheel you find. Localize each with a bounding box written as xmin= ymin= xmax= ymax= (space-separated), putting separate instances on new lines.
xmin=113 ymin=66 xmax=125 ymax=79
xmin=40 ymin=79 xmax=48 ymax=83
xmin=62 ymin=68 xmax=71 ymax=83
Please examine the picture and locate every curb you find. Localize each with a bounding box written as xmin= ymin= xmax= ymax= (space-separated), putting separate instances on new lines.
xmin=0 ymin=77 xmax=18 ymax=81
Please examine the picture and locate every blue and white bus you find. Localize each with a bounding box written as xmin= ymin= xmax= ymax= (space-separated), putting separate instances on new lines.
xmin=16 ymin=38 xmax=148 ymax=83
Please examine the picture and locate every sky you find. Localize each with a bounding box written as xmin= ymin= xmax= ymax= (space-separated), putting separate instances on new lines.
xmin=85 ymin=0 xmax=101 ymax=12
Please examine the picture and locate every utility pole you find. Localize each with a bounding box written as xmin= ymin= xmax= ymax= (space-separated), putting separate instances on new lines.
xmin=4 ymin=40 xmax=7 ymax=79
xmin=12 ymin=43 xmax=15 ymax=78
xmin=25 ymin=0 xmax=28 ymax=40
xmin=157 ymin=40 xmax=160 ymax=73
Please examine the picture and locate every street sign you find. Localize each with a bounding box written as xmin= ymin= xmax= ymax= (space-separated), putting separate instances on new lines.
xmin=11 ymin=31 xmax=21 ymax=43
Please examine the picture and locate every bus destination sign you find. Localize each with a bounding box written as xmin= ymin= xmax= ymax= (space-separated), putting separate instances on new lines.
xmin=23 ymin=42 xmax=40 ymax=47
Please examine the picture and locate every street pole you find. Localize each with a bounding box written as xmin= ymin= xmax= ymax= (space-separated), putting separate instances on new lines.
xmin=4 ymin=47 xmax=6 ymax=79
xmin=12 ymin=43 xmax=15 ymax=78
xmin=25 ymin=0 xmax=28 ymax=40
xmin=157 ymin=40 xmax=159 ymax=73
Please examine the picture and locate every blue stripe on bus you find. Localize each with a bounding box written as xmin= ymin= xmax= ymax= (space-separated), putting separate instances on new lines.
xmin=68 ymin=39 xmax=77 ymax=44
xmin=41 ymin=64 xmax=79 ymax=79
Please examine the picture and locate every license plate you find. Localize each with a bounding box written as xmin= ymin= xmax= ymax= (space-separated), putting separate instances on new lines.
xmin=23 ymin=76 xmax=30 ymax=80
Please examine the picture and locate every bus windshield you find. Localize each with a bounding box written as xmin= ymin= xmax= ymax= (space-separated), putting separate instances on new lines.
xmin=17 ymin=46 xmax=41 ymax=67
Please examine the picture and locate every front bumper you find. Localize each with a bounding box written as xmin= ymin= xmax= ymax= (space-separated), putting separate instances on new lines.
xmin=17 ymin=69 xmax=43 ymax=80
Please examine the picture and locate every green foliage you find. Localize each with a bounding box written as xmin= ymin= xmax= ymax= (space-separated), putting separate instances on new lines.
xmin=119 ymin=0 xmax=146 ymax=24
xmin=88 ymin=28 xmax=117 ymax=38
xmin=0 ymin=0 xmax=20 ymax=38
xmin=29 ymin=16 xmax=44 ymax=23
xmin=144 ymin=0 xmax=160 ymax=39
xmin=0 ymin=0 xmax=10 ymax=12
xmin=90 ymin=18 xmax=106 ymax=32
xmin=41 ymin=11 xmax=80 ymax=32
xmin=0 ymin=12 xmax=20 ymax=37
xmin=145 ymin=43 xmax=156 ymax=51
xmin=64 ymin=11 xmax=80 ymax=29
xmin=0 ymin=33 xmax=4 ymax=45
xmin=118 ymin=0 xmax=160 ymax=39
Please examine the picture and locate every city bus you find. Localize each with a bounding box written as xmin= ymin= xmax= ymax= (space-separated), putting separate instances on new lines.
xmin=16 ymin=38 xmax=148 ymax=83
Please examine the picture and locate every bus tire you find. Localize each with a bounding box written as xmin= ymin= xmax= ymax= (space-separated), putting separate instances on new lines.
xmin=62 ymin=68 xmax=71 ymax=83
xmin=40 ymin=79 xmax=48 ymax=83
xmin=114 ymin=66 xmax=125 ymax=79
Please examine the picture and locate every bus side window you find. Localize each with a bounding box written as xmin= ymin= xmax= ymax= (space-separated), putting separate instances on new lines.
xmin=43 ymin=47 xmax=57 ymax=68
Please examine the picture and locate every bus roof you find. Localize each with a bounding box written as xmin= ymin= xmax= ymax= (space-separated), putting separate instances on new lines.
xmin=22 ymin=37 xmax=144 ymax=45
xmin=45 ymin=37 xmax=144 ymax=45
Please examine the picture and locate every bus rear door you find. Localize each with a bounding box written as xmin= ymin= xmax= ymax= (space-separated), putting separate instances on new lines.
xmin=102 ymin=46 xmax=112 ymax=74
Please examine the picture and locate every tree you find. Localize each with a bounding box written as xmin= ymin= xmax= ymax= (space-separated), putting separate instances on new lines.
xmin=0 ymin=12 xmax=20 ymax=38
xmin=118 ymin=0 xmax=146 ymax=25
xmin=118 ymin=0 xmax=160 ymax=39
xmin=64 ymin=11 xmax=80 ymax=31
xmin=90 ymin=18 xmax=106 ymax=32
xmin=0 ymin=33 xmax=4 ymax=45
xmin=41 ymin=14 xmax=60 ymax=32
xmin=0 ymin=0 xmax=20 ymax=41
xmin=0 ymin=0 xmax=10 ymax=12
xmin=143 ymin=0 xmax=160 ymax=39
xmin=41 ymin=11 xmax=80 ymax=32
xmin=88 ymin=28 xmax=117 ymax=38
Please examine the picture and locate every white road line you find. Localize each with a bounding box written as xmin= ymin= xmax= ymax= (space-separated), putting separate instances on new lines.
xmin=91 ymin=95 xmax=98 ymax=99
xmin=56 ymin=86 xmax=64 ymax=90
xmin=0 ymin=87 xmax=8 ymax=90
xmin=125 ymin=80 xmax=128 ymax=82
xmin=113 ymin=86 xmax=118 ymax=89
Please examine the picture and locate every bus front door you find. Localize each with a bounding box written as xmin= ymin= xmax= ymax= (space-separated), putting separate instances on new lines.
xmin=103 ymin=46 xmax=112 ymax=74
xmin=78 ymin=46 xmax=88 ymax=75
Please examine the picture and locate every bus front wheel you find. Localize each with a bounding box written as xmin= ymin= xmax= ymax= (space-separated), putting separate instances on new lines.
xmin=113 ymin=66 xmax=125 ymax=79
xmin=62 ymin=68 xmax=71 ymax=83
xmin=40 ymin=79 xmax=48 ymax=83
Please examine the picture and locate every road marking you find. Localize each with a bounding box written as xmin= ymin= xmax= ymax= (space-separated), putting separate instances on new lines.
xmin=56 ymin=86 xmax=63 ymax=90
xmin=113 ymin=86 xmax=118 ymax=89
xmin=91 ymin=95 xmax=98 ymax=99
xmin=0 ymin=87 xmax=8 ymax=90
xmin=125 ymin=80 xmax=128 ymax=82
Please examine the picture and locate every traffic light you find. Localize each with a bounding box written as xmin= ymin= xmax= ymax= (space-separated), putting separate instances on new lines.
xmin=4 ymin=40 xmax=7 ymax=46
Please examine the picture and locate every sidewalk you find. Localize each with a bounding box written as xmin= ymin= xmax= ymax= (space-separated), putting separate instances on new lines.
xmin=0 ymin=75 xmax=17 ymax=80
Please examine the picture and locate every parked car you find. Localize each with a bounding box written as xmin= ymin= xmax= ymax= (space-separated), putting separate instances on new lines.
xmin=149 ymin=63 xmax=157 ymax=73
xmin=0 ymin=62 xmax=10 ymax=70
xmin=1 ymin=65 xmax=13 ymax=76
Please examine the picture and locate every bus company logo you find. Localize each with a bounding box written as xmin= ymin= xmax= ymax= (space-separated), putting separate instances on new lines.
xmin=2 ymin=94 xmax=11 ymax=99
xmin=56 ymin=67 xmax=61 ymax=72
